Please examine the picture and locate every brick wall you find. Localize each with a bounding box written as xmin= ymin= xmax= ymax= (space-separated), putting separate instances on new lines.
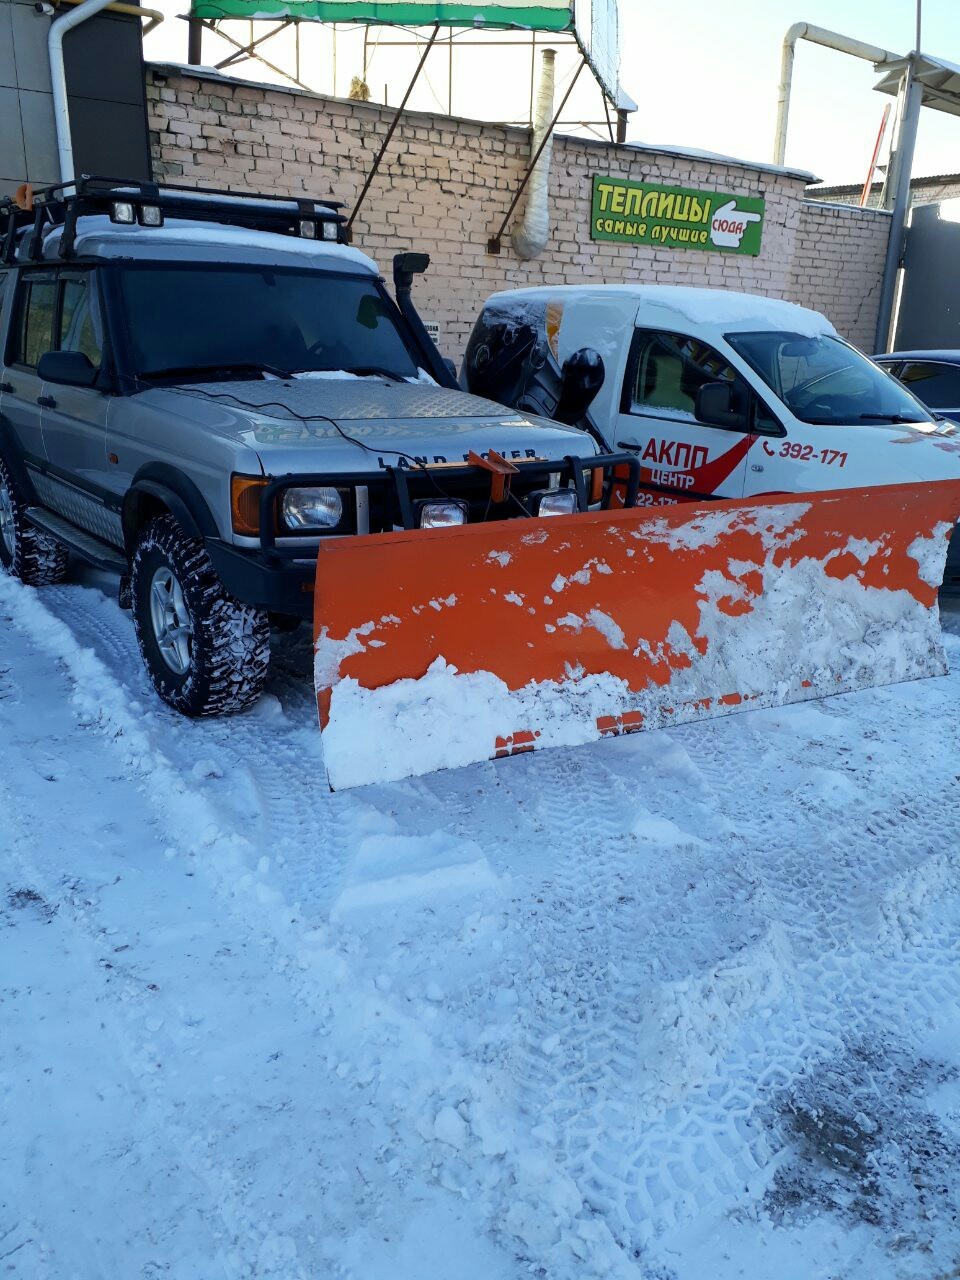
xmin=809 ymin=177 xmax=960 ymax=209
xmin=788 ymin=201 xmax=890 ymax=351
xmin=147 ymin=65 xmax=888 ymax=358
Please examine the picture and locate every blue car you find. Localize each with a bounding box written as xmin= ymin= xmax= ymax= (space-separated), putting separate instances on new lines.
xmin=873 ymin=351 xmax=960 ymax=424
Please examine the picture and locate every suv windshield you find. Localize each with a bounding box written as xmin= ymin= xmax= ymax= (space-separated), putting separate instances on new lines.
xmin=117 ymin=264 xmax=420 ymax=382
xmin=726 ymin=331 xmax=934 ymax=426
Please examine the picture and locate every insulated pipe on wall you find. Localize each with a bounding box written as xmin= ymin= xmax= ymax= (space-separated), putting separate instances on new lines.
xmin=49 ymin=0 xmax=119 ymax=182
xmin=773 ymin=23 xmax=899 ymax=167
xmin=512 ymin=48 xmax=556 ymax=261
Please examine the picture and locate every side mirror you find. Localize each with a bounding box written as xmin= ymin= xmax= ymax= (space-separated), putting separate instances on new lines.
xmin=37 ymin=350 xmax=98 ymax=388
xmin=554 ymin=347 xmax=605 ymax=425
xmin=695 ymin=380 xmax=748 ymax=430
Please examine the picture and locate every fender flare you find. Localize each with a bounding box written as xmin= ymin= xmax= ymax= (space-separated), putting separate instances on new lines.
xmin=0 ymin=415 xmax=37 ymax=500
xmin=122 ymin=464 xmax=220 ymax=556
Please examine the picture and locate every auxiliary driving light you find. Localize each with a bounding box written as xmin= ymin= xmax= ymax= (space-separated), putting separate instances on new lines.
xmin=299 ymin=219 xmax=317 ymax=239
xmin=282 ymin=486 xmax=343 ymax=530
xmin=536 ymin=489 xmax=578 ymax=517
xmin=420 ymin=500 xmax=468 ymax=529
xmin=138 ymin=204 xmax=164 ymax=227
xmin=109 ymin=201 xmax=136 ymax=224
xmin=321 ymin=221 xmax=340 ymax=241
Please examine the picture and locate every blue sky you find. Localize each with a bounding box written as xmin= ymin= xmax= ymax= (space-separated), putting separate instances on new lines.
xmin=618 ymin=0 xmax=960 ymax=184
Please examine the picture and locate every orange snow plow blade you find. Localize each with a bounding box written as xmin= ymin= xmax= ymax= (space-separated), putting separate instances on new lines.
xmin=314 ymin=480 xmax=960 ymax=790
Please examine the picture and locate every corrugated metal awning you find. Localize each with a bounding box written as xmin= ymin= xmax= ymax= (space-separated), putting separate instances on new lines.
xmin=874 ymin=53 xmax=960 ymax=118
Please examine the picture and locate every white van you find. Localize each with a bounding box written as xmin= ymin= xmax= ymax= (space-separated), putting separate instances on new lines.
xmin=463 ymin=284 xmax=960 ymax=586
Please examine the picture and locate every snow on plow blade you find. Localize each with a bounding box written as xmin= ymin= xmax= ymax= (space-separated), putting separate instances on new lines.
xmin=314 ymin=481 xmax=960 ymax=790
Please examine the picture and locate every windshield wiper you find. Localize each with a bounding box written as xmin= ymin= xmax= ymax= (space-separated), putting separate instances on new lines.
xmin=344 ymin=365 xmax=407 ymax=383
xmin=138 ymin=362 xmax=291 ymax=383
xmin=858 ymin=412 xmax=926 ymax=424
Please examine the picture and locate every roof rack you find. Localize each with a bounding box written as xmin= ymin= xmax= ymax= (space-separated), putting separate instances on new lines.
xmin=0 ymin=175 xmax=347 ymax=265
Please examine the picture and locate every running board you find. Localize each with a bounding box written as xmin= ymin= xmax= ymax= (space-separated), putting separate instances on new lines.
xmin=25 ymin=507 xmax=128 ymax=573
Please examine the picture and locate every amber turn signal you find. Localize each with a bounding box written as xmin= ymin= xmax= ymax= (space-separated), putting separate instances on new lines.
xmin=231 ymin=474 xmax=267 ymax=536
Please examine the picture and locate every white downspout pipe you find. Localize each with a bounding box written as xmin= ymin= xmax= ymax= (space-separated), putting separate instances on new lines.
xmin=512 ymin=48 xmax=556 ymax=261
xmin=49 ymin=0 xmax=117 ymax=182
xmin=773 ymin=23 xmax=899 ymax=166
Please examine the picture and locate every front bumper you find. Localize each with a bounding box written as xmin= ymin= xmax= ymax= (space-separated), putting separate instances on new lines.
xmin=207 ymin=454 xmax=642 ymax=620
xmin=205 ymin=539 xmax=317 ymax=619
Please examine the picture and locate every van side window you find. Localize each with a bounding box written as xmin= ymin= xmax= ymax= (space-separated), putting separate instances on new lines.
xmin=623 ymin=328 xmax=781 ymax=434
xmin=624 ymin=330 xmax=736 ymax=421
xmin=60 ymin=274 xmax=104 ymax=370
xmin=11 ymin=276 xmax=58 ymax=369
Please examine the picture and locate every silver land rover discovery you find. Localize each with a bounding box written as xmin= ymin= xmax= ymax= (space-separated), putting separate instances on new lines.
xmin=0 ymin=178 xmax=632 ymax=716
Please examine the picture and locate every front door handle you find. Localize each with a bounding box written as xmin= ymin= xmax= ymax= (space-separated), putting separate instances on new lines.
xmin=37 ymin=395 xmax=56 ymax=408
xmin=0 ymin=382 xmax=13 ymax=394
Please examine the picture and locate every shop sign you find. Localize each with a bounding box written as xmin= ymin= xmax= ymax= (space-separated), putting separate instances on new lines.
xmin=591 ymin=175 xmax=765 ymax=255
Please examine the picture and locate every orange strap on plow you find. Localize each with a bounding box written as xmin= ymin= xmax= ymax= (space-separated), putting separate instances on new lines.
xmin=314 ymin=481 xmax=960 ymax=790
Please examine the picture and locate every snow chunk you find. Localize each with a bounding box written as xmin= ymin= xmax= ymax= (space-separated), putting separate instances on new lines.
xmin=433 ymin=1105 xmax=470 ymax=1149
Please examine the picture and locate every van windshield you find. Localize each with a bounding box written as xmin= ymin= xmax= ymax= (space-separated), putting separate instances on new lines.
xmin=726 ymin=331 xmax=934 ymax=426
xmin=117 ymin=264 xmax=420 ymax=382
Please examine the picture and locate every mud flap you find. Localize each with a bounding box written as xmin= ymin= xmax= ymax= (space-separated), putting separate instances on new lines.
xmin=314 ymin=481 xmax=960 ymax=790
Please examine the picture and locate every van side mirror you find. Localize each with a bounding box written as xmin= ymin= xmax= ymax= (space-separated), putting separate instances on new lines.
xmin=37 ymin=350 xmax=98 ymax=388
xmin=695 ymin=380 xmax=748 ymax=430
xmin=554 ymin=347 xmax=605 ymax=425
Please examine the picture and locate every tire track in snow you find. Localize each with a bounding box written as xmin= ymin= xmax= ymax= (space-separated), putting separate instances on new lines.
xmin=504 ymin=666 xmax=960 ymax=1260
xmin=2 ymin=575 xmax=644 ymax=1278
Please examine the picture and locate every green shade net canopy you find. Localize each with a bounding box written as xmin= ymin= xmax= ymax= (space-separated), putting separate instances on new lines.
xmin=190 ymin=2 xmax=574 ymax=29
xmin=187 ymin=0 xmax=624 ymax=104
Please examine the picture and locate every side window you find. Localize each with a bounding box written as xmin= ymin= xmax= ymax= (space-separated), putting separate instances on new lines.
xmin=625 ymin=330 xmax=734 ymax=414
xmin=12 ymin=276 xmax=58 ymax=369
xmin=624 ymin=328 xmax=782 ymax=434
xmin=59 ymin=274 xmax=103 ymax=370
xmin=898 ymin=361 xmax=960 ymax=409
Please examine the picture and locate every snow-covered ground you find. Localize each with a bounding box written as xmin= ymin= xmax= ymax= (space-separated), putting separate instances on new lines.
xmin=3 ymin=565 xmax=960 ymax=1280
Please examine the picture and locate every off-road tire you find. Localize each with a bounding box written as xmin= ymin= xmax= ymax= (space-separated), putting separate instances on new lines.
xmin=131 ymin=515 xmax=270 ymax=716
xmin=0 ymin=454 xmax=69 ymax=586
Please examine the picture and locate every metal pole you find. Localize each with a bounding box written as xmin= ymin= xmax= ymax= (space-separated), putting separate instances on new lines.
xmin=488 ymin=58 xmax=585 ymax=254
xmin=873 ymin=68 xmax=922 ymax=352
xmin=616 ymin=108 xmax=628 ymax=143
xmin=187 ymin=14 xmax=202 ymax=64
xmin=347 ymin=23 xmax=441 ymax=235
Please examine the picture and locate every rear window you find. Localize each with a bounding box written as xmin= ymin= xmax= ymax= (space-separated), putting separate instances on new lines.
xmin=897 ymin=360 xmax=960 ymax=409
xmin=11 ymin=276 xmax=57 ymax=369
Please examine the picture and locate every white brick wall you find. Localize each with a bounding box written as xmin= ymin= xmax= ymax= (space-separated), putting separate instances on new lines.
xmin=147 ymin=67 xmax=889 ymax=358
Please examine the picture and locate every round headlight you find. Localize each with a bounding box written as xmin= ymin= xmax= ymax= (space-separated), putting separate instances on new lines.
xmin=281 ymin=486 xmax=343 ymax=530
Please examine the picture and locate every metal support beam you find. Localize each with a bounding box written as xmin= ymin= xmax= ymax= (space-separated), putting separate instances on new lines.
xmin=874 ymin=69 xmax=923 ymax=352
xmin=187 ymin=14 xmax=203 ymax=65
xmin=346 ymin=23 xmax=441 ymax=236
xmin=487 ymin=58 xmax=585 ymax=254
xmin=200 ymin=19 xmax=312 ymax=91
xmin=215 ymin=20 xmax=291 ymax=71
